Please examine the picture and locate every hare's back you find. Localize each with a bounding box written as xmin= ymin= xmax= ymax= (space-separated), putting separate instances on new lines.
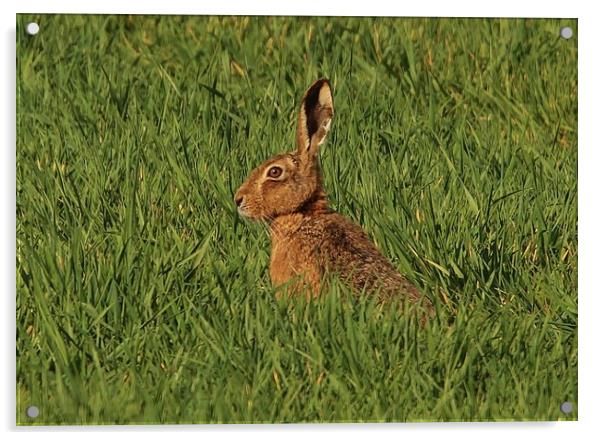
xmin=312 ymin=213 xmax=417 ymax=297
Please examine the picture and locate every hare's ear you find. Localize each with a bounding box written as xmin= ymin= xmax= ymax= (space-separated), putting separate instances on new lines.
xmin=296 ymin=79 xmax=334 ymax=162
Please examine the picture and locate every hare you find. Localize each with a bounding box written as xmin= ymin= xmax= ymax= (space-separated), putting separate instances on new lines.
xmin=234 ymin=79 xmax=433 ymax=315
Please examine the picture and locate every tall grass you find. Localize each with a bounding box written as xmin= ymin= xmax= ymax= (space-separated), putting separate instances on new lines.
xmin=16 ymin=15 xmax=577 ymax=424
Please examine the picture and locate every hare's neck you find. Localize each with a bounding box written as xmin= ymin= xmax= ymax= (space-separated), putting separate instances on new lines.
xmin=269 ymin=213 xmax=304 ymax=243
xmin=269 ymin=190 xmax=329 ymax=239
xmin=298 ymin=187 xmax=329 ymax=215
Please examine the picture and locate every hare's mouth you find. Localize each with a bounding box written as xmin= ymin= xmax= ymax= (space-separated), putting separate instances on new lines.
xmin=237 ymin=205 xmax=258 ymax=219
xmin=237 ymin=205 xmax=267 ymax=221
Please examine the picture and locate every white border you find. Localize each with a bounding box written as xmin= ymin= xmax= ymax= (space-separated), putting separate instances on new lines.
xmin=4 ymin=0 xmax=584 ymax=17
xmin=3 ymin=1 xmax=601 ymax=440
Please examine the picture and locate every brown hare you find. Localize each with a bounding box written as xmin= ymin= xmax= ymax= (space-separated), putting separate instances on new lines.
xmin=234 ymin=79 xmax=433 ymax=315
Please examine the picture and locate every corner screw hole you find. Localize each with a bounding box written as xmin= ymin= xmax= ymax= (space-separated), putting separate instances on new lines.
xmin=26 ymin=406 xmax=39 ymax=418
xmin=26 ymin=22 xmax=40 ymax=36
xmin=560 ymin=27 xmax=573 ymax=40
xmin=560 ymin=401 xmax=573 ymax=414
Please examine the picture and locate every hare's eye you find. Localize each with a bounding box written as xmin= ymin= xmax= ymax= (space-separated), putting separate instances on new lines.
xmin=267 ymin=166 xmax=283 ymax=179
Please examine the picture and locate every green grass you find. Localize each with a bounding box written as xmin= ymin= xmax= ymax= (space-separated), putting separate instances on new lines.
xmin=16 ymin=15 xmax=577 ymax=424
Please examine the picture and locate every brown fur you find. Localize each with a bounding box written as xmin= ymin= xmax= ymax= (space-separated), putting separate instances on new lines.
xmin=234 ymin=79 xmax=433 ymax=316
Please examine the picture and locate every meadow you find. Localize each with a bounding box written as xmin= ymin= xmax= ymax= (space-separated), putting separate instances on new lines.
xmin=16 ymin=15 xmax=577 ymax=423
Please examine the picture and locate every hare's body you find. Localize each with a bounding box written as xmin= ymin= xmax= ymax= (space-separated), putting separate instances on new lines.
xmin=235 ymin=79 xmax=432 ymax=313
xmin=270 ymin=208 xmax=421 ymax=301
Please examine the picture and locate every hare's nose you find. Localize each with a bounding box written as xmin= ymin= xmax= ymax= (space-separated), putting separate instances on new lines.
xmin=234 ymin=195 xmax=244 ymax=207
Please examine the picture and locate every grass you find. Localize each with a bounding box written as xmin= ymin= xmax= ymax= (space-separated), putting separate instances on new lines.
xmin=16 ymin=15 xmax=577 ymax=424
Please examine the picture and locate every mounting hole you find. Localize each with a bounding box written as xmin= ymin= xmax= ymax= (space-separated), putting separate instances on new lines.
xmin=26 ymin=405 xmax=39 ymax=418
xmin=25 ymin=22 xmax=40 ymax=36
xmin=560 ymin=27 xmax=573 ymax=40
xmin=560 ymin=401 xmax=573 ymax=414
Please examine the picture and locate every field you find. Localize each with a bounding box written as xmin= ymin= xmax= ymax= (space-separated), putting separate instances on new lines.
xmin=16 ymin=15 xmax=577 ymax=424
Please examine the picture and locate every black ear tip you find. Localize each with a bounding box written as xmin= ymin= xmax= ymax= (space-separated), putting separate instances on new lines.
xmin=316 ymin=78 xmax=330 ymax=89
xmin=307 ymin=78 xmax=331 ymax=95
xmin=303 ymin=79 xmax=332 ymax=111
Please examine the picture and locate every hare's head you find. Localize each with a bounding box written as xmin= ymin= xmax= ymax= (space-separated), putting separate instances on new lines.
xmin=234 ymin=79 xmax=334 ymax=220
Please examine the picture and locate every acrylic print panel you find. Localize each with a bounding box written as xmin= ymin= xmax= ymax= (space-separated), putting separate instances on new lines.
xmin=16 ymin=14 xmax=577 ymax=425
